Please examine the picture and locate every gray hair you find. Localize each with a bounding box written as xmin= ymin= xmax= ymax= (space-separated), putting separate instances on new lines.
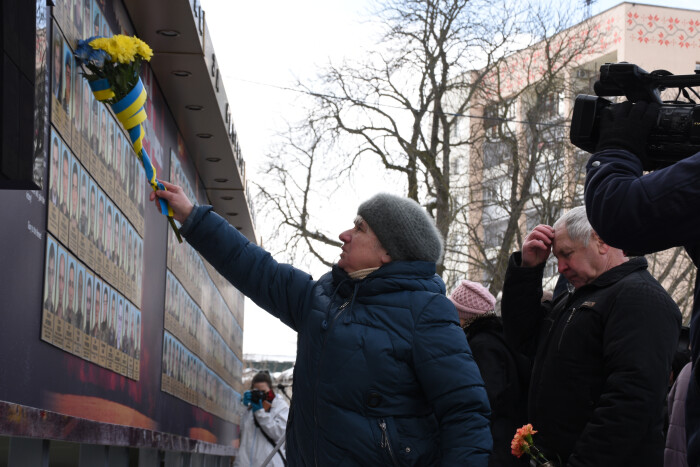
xmin=553 ymin=206 xmax=594 ymax=246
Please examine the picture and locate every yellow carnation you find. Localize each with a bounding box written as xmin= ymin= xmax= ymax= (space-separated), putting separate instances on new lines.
xmin=90 ymin=35 xmax=140 ymax=64
xmin=133 ymin=36 xmax=153 ymax=61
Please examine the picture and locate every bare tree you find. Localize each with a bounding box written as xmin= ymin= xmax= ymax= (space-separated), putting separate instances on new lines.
xmin=259 ymin=0 xmax=581 ymax=272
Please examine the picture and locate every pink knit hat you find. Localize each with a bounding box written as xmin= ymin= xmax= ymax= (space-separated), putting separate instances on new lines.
xmin=448 ymin=280 xmax=496 ymax=321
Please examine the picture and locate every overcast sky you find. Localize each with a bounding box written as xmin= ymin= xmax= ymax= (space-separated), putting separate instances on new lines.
xmin=199 ymin=0 xmax=700 ymax=360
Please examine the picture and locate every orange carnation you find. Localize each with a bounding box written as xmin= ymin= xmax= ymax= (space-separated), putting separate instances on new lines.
xmin=511 ymin=424 xmax=538 ymax=458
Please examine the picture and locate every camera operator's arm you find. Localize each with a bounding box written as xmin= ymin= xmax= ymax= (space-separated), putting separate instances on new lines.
xmin=585 ymin=101 xmax=700 ymax=252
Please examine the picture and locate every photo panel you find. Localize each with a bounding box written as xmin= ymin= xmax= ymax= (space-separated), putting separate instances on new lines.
xmin=81 ymin=79 xmax=91 ymax=142
xmin=93 ymin=276 xmax=102 ymax=338
xmin=43 ymin=237 xmax=58 ymax=315
xmin=90 ymin=90 xmax=99 ymax=155
xmin=84 ymin=270 xmax=94 ymax=335
xmin=107 ymin=118 xmax=115 ymax=173
xmin=100 ymin=9 xmax=111 ymax=37
xmin=105 ymin=199 xmax=113 ymax=260
xmin=75 ymin=263 xmax=85 ymax=331
xmin=109 ymin=288 xmax=117 ymax=347
xmin=66 ymin=256 xmax=77 ymax=328
xmin=49 ymin=129 xmax=62 ymax=208
xmin=91 ymin=0 xmax=101 ymax=38
xmin=69 ymin=157 xmax=80 ymax=225
xmin=117 ymin=295 xmax=124 ymax=350
xmin=122 ymin=303 xmax=130 ymax=353
xmin=88 ymin=180 xmax=97 ymax=243
xmin=99 ymin=106 xmax=108 ymax=163
xmin=70 ymin=51 xmax=80 ymax=130
xmin=120 ymin=217 xmax=127 ymax=272
xmin=82 ymin=0 xmax=91 ymax=39
xmin=101 ymin=282 xmax=111 ymax=342
xmin=60 ymin=145 xmax=71 ymax=217
xmin=73 ymin=0 xmax=83 ymax=39
xmin=55 ymin=247 xmax=68 ymax=321
xmin=113 ymin=209 xmax=121 ymax=267
xmin=79 ymin=169 xmax=89 ymax=234
xmin=52 ymin=25 xmax=64 ymax=104
xmin=116 ymin=129 xmax=124 ymax=188
xmin=62 ymin=42 xmax=73 ymax=116
xmin=96 ymin=190 xmax=105 ymax=253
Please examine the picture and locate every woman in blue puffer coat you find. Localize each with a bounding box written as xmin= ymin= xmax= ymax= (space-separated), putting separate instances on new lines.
xmin=154 ymin=183 xmax=493 ymax=466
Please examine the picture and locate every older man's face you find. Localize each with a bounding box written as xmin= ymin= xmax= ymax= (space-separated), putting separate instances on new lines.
xmin=337 ymin=216 xmax=390 ymax=273
xmin=552 ymin=226 xmax=608 ymax=289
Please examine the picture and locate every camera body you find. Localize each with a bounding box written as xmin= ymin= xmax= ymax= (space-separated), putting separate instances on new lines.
xmin=250 ymin=389 xmax=269 ymax=404
xmin=570 ymin=62 xmax=700 ymax=170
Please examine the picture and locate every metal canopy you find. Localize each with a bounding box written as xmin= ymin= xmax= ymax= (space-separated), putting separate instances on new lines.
xmin=123 ymin=0 xmax=257 ymax=243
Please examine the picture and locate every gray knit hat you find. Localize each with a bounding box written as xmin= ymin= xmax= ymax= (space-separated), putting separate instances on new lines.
xmin=357 ymin=193 xmax=443 ymax=263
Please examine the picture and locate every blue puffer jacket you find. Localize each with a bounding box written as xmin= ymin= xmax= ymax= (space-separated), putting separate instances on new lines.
xmin=181 ymin=206 xmax=492 ymax=466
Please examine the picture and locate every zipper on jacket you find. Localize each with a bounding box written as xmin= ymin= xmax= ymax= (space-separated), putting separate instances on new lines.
xmin=379 ymin=419 xmax=400 ymax=467
xmin=557 ymin=307 xmax=577 ymax=351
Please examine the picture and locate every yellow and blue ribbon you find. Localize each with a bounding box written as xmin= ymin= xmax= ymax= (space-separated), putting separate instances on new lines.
xmin=90 ymin=77 xmax=182 ymax=243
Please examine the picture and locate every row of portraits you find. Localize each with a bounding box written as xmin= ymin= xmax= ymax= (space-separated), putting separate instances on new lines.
xmin=54 ymin=0 xmax=113 ymax=47
xmin=166 ymin=262 xmax=243 ymax=358
xmin=51 ymin=21 xmax=145 ymax=231
xmin=165 ymin=271 xmax=243 ymax=388
xmin=170 ymin=152 xmax=245 ymax=330
xmin=162 ymin=333 xmax=241 ymax=424
xmin=42 ymin=235 xmax=141 ymax=380
xmin=48 ymin=127 xmax=143 ymax=305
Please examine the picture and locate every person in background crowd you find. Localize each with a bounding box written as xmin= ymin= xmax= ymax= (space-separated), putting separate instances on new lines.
xmin=449 ymin=280 xmax=529 ymax=467
xmin=666 ymin=361 xmax=692 ymax=467
xmin=501 ymin=206 xmax=681 ymax=466
xmin=152 ymin=182 xmax=492 ymax=466
xmin=235 ymin=371 xmax=289 ymax=467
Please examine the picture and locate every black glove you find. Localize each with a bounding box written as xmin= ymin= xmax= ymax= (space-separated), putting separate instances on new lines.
xmin=596 ymin=100 xmax=660 ymax=163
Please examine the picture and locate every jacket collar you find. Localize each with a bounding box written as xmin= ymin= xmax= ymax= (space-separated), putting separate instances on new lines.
xmin=582 ymin=256 xmax=648 ymax=290
xmin=331 ymin=260 xmax=443 ymax=297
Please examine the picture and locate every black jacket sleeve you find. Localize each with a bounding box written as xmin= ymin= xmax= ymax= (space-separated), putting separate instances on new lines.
xmin=501 ymin=252 xmax=549 ymax=361
xmin=585 ymin=148 xmax=700 ymax=253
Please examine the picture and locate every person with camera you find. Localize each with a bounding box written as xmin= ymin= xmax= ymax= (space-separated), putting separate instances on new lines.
xmin=501 ymin=206 xmax=681 ymax=466
xmin=235 ymin=371 xmax=289 ymax=467
xmin=151 ymin=183 xmax=492 ymax=466
xmin=583 ymin=99 xmax=700 ymax=465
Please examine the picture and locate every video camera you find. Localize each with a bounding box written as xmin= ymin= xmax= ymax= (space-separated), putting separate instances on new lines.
xmin=570 ymin=62 xmax=700 ymax=170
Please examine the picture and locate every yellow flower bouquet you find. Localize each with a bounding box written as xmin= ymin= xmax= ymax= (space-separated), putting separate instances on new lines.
xmin=76 ymin=35 xmax=181 ymax=242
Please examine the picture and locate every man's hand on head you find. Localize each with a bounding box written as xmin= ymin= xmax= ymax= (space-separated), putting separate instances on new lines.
xmin=522 ymin=224 xmax=555 ymax=267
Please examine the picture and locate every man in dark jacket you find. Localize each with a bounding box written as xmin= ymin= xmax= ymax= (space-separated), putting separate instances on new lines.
xmin=583 ymin=100 xmax=700 ymax=465
xmin=502 ymin=206 xmax=681 ymax=466
xmin=153 ymin=182 xmax=492 ymax=466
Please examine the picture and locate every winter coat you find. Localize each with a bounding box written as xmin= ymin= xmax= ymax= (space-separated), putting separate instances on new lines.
xmin=464 ymin=315 xmax=529 ymax=467
xmin=180 ymin=205 xmax=492 ymax=467
xmin=502 ymin=253 xmax=681 ymax=467
xmin=234 ymin=394 xmax=289 ymax=467
xmin=585 ymin=148 xmax=700 ymax=466
xmin=666 ymin=362 xmax=692 ymax=467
